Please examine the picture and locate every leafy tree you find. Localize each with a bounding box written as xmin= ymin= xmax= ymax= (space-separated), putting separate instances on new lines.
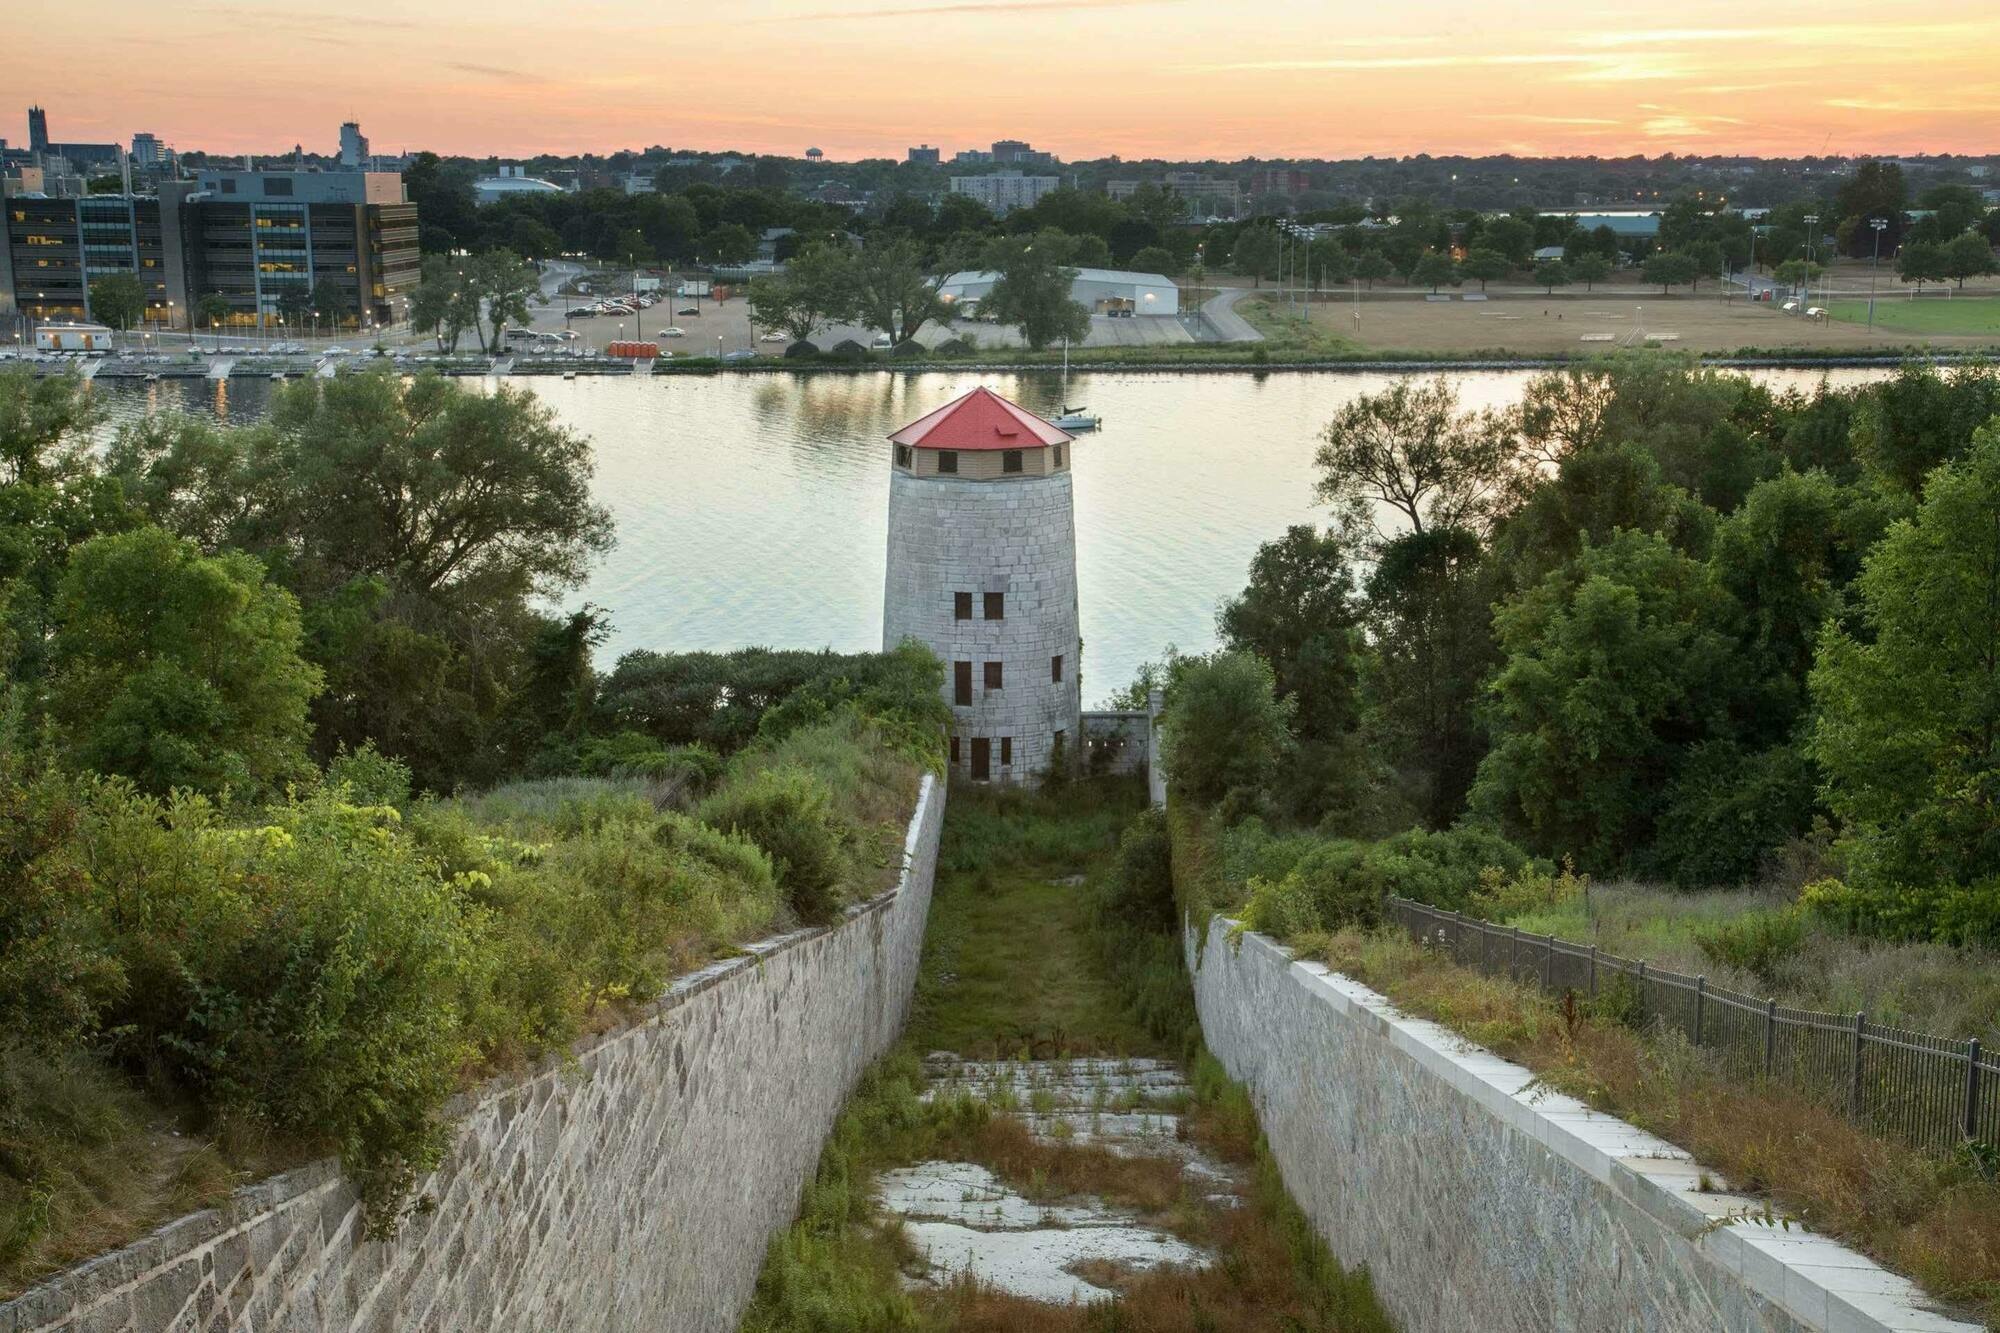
xmin=1353 ymin=251 xmax=1394 ymax=290
xmin=1472 ymin=530 xmax=1768 ymax=869
xmin=1230 ymin=226 xmax=1280 ymax=285
xmin=1459 ymin=248 xmax=1509 ymax=291
xmin=1306 ymin=240 xmax=1351 ymax=289
xmin=1942 ymin=231 xmax=1998 ymax=289
xmin=1641 ymin=251 xmax=1698 ymax=293
xmin=747 ymin=244 xmax=854 ymax=343
xmin=311 ymin=283 xmax=354 ymax=333
xmin=1569 ymin=252 xmax=1612 ymax=290
xmin=981 ymin=230 xmax=1092 ymax=351
xmin=1850 ymin=362 xmax=2000 ymax=498
xmin=1217 ymin=525 xmax=1363 ymax=744
xmin=1411 ymin=253 xmax=1458 ymax=293
xmin=86 ymin=274 xmax=145 ymax=330
xmin=1897 ymin=240 xmax=1947 ymax=290
xmin=407 ymin=256 xmax=477 ymax=354
xmin=194 ymin=293 xmax=232 ymax=330
xmin=1159 ymin=651 xmax=1291 ymax=806
xmin=50 ymin=526 xmax=320 ymax=796
xmin=1711 ymin=468 xmax=1891 ymax=711
xmin=468 ymin=250 xmax=541 ymax=353
xmin=1480 ymin=217 xmax=1533 ymax=264
xmin=1833 ymin=160 xmax=1906 ymax=256
xmin=849 ymin=237 xmax=954 ymax=344
xmin=1513 ymin=364 xmax=1617 ymax=468
xmin=702 ymin=222 xmax=757 ymax=265
xmin=1810 ymin=424 xmax=2000 ymax=925
xmin=1686 ymin=240 xmax=1726 ymax=290
xmin=401 ymin=151 xmax=479 ymax=254
xmin=107 ymin=373 xmax=612 ymax=788
xmin=1533 ymin=260 xmax=1570 ymax=295
xmin=1490 ymin=440 xmax=1714 ymax=593
xmin=1773 ymin=258 xmax=1821 ymax=289
xmin=1313 ymin=377 xmax=1510 ymax=541
xmin=1128 ymin=245 xmax=1179 ymax=277
xmin=507 ymin=216 xmax=562 ymax=261
xmin=1363 ymin=526 xmax=1493 ymax=826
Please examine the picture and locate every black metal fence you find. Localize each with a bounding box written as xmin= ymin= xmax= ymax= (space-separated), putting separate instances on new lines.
xmin=1385 ymin=896 xmax=2000 ymax=1155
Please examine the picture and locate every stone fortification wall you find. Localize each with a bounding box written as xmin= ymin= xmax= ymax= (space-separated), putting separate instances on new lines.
xmin=883 ymin=469 xmax=1081 ymax=784
xmin=1 ymin=775 xmax=946 ymax=1333
xmin=1080 ymin=710 xmax=1149 ymax=777
xmin=1187 ymin=915 xmax=1979 ymax=1333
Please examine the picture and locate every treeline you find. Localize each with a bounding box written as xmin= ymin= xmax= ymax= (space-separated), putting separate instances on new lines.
xmin=1155 ymin=357 xmax=2000 ymax=946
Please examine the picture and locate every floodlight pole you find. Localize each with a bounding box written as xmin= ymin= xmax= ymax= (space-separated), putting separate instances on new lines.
xmin=1867 ymin=217 xmax=1887 ymax=331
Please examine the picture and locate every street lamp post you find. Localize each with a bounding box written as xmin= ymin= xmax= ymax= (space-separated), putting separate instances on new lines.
xmin=1801 ymin=214 xmax=1819 ymax=317
xmin=1867 ymin=217 xmax=1888 ymax=331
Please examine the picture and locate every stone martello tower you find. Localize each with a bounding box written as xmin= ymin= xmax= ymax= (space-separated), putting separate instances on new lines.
xmin=883 ymin=386 xmax=1082 ymax=785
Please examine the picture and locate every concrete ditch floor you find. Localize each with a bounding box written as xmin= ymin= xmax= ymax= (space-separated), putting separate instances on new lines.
xmin=877 ymin=1055 xmax=1243 ymax=1304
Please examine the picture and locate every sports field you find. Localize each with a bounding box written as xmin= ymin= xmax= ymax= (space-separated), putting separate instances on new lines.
xmin=1826 ymin=296 xmax=2000 ymax=337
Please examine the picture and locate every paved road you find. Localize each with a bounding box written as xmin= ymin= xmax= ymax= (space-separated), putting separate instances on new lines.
xmin=1201 ymin=286 xmax=1264 ymax=343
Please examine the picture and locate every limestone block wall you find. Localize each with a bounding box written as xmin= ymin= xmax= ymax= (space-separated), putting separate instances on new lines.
xmin=883 ymin=469 xmax=1081 ymax=784
xmin=1080 ymin=710 xmax=1149 ymax=777
xmin=1187 ymin=916 xmax=1980 ymax=1333
xmin=1 ymin=773 xmax=946 ymax=1333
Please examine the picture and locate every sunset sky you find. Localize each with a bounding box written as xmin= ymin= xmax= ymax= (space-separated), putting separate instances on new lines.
xmin=11 ymin=0 xmax=1999 ymax=161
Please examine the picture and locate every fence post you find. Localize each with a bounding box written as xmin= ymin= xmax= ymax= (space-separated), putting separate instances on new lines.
xmin=1543 ymin=934 xmax=1554 ymax=992
xmin=1849 ymin=1011 xmax=1866 ymax=1121
xmin=1509 ymin=926 xmax=1518 ymax=980
xmin=1763 ymin=998 xmax=1777 ymax=1078
xmin=1588 ymin=945 xmax=1597 ymax=997
xmin=1694 ymin=975 xmax=1706 ymax=1046
xmin=1968 ymin=1037 xmax=1983 ymax=1144
xmin=1451 ymin=909 xmax=1462 ymax=962
xmin=1636 ymin=959 xmax=1646 ymax=1020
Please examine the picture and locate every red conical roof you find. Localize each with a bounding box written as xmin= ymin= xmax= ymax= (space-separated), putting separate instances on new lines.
xmin=889 ymin=386 xmax=1073 ymax=451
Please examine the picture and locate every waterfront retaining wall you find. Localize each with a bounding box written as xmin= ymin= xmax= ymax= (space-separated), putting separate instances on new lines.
xmin=2 ymin=773 xmax=946 ymax=1333
xmin=1187 ymin=916 xmax=1979 ymax=1333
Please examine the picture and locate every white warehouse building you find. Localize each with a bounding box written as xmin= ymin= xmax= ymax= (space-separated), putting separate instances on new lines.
xmin=938 ymin=267 xmax=1180 ymax=317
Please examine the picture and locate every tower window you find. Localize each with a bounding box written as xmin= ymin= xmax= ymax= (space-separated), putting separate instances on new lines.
xmin=954 ymin=591 xmax=972 ymax=620
xmin=983 ymin=592 xmax=1004 ymax=620
xmin=950 ymin=735 xmax=960 ymax=765
xmin=1003 ymin=450 xmax=1023 ymax=473
xmin=1052 ymin=654 xmax=1063 ymax=683
xmin=954 ymin=661 xmax=972 ymax=706
xmin=937 ymin=450 xmax=959 ymax=474
xmin=1000 ymin=737 xmax=1012 ymax=766
xmin=984 ymin=661 xmax=1003 ymax=690
xmin=896 ymin=444 xmax=912 ymax=468
xmin=1054 ymin=444 xmax=1064 ymax=467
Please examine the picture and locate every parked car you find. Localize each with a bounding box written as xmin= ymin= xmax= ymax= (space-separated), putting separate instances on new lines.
xmin=722 ymin=349 xmax=757 ymax=363
xmin=660 ymin=326 xmax=686 ymax=337
xmin=871 ymin=333 xmax=893 ymax=349
xmin=759 ymin=331 xmax=786 ymax=343
xmin=567 ymin=306 xmax=597 ymax=317
xmin=676 ymin=306 xmax=699 ymax=316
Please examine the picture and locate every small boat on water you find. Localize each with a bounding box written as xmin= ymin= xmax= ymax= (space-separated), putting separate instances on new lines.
xmin=1045 ymin=339 xmax=1102 ymax=432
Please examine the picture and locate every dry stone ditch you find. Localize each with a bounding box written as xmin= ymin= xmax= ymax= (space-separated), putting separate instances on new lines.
xmin=879 ymin=1054 xmax=1240 ymax=1304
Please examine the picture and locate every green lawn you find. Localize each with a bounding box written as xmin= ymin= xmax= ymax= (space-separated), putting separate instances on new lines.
xmin=1826 ymin=295 xmax=2000 ymax=337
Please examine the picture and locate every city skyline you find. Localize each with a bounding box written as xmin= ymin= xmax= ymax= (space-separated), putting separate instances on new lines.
xmin=7 ymin=0 xmax=1998 ymax=163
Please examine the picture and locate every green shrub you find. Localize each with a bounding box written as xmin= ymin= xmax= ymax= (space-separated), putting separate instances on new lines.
xmin=1694 ymin=907 xmax=1809 ymax=981
xmin=1275 ymin=838 xmax=1376 ymax=929
xmin=1159 ymin=651 xmax=1292 ymax=806
xmin=1472 ymin=858 xmax=1588 ymax=921
xmin=1244 ymin=873 xmax=1325 ymax=937
xmin=1650 ymin=742 xmax=1815 ymax=889
xmin=1216 ymin=816 xmax=1319 ymax=890
xmin=700 ymin=766 xmax=857 ymax=923
xmin=80 ymin=783 xmax=479 ymax=1232
xmin=1801 ymin=876 xmax=2000 ymax=948
xmin=1102 ymin=807 xmax=1175 ymax=935
xmin=325 ymin=741 xmax=412 ymax=808
xmin=1364 ymin=823 xmax=1538 ymax=912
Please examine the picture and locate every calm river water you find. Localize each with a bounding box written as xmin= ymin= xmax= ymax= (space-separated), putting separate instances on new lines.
xmin=98 ymin=367 xmax=1883 ymax=707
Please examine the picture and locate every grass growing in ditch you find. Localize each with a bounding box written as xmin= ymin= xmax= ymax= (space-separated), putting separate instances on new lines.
xmin=742 ymin=781 xmax=1392 ymax=1332
xmin=1308 ymin=926 xmax=2000 ymax=1324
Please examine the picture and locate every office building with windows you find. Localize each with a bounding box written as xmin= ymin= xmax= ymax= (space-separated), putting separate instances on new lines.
xmin=1 ymin=170 xmax=419 ymax=329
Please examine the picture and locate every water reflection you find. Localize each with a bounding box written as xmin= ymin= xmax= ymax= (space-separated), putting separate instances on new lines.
xmin=89 ymin=367 xmax=1887 ymax=707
